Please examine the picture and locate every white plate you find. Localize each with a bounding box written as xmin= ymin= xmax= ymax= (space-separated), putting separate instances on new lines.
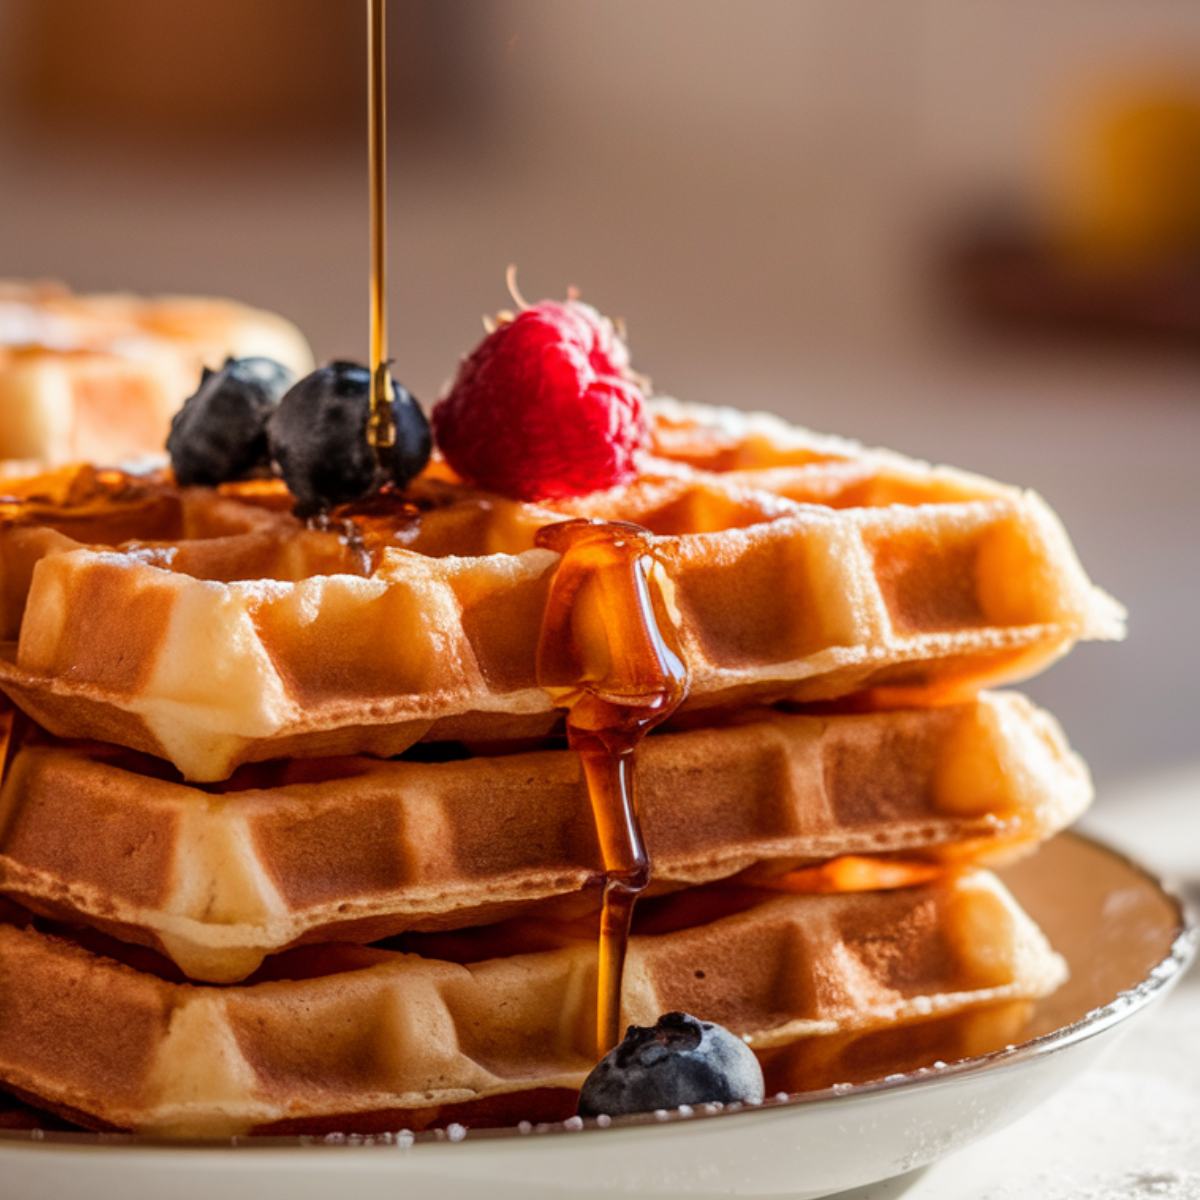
xmin=0 ymin=833 xmax=1194 ymax=1200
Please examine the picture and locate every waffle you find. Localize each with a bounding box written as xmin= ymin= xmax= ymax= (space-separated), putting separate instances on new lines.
xmin=758 ymin=999 xmax=1035 ymax=1096
xmin=0 ymin=691 xmax=1089 ymax=981
xmin=0 ymin=869 xmax=1065 ymax=1136
xmin=0 ymin=1002 xmax=1036 ymax=1133
xmin=0 ymin=281 xmax=313 ymax=465
xmin=0 ymin=400 xmax=1123 ymax=780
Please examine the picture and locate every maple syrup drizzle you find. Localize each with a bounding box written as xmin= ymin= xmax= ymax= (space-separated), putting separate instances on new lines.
xmin=535 ymin=519 xmax=691 ymax=1056
xmin=0 ymin=466 xmax=161 ymax=517
xmin=365 ymin=0 xmax=396 ymax=455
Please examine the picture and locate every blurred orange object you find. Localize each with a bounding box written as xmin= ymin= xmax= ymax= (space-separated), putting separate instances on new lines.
xmin=1049 ymin=75 xmax=1200 ymax=265
xmin=9 ymin=0 xmax=358 ymax=139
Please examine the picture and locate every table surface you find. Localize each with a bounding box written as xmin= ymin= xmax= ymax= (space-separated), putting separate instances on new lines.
xmin=839 ymin=765 xmax=1200 ymax=1200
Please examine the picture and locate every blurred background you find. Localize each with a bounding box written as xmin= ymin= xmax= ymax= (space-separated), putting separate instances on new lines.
xmin=0 ymin=0 xmax=1196 ymax=798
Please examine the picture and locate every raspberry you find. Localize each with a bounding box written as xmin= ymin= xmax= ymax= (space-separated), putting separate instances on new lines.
xmin=432 ymin=297 xmax=648 ymax=500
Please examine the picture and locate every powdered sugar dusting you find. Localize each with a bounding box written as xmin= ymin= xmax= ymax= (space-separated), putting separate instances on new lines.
xmin=968 ymin=967 xmax=1200 ymax=1200
xmin=984 ymin=1169 xmax=1200 ymax=1200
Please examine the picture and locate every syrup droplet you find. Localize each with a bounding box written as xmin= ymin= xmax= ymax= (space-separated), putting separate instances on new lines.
xmin=535 ymin=518 xmax=690 ymax=1056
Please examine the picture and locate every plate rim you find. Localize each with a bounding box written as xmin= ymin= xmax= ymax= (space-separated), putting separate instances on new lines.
xmin=1 ymin=829 xmax=1195 ymax=1154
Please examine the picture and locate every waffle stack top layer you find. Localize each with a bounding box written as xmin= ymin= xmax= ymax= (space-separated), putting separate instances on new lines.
xmin=0 ymin=399 xmax=1123 ymax=780
xmin=0 ymin=869 xmax=1065 ymax=1136
xmin=0 ymin=281 xmax=313 ymax=466
xmin=0 ymin=692 xmax=1090 ymax=981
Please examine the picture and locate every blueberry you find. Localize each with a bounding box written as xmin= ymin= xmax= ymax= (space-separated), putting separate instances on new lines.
xmin=166 ymin=357 xmax=294 ymax=486
xmin=390 ymin=375 xmax=434 ymax=491
xmin=266 ymin=361 xmax=431 ymax=517
xmin=577 ymin=1011 xmax=764 ymax=1118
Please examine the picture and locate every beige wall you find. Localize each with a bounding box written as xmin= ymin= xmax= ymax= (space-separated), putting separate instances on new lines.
xmin=0 ymin=1 xmax=1197 ymax=786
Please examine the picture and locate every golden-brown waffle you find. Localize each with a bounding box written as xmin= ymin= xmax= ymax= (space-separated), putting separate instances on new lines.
xmin=0 ymin=692 xmax=1089 ymax=981
xmin=757 ymin=999 xmax=1037 ymax=1097
xmin=0 ymin=869 xmax=1065 ymax=1136
xmin=0 ymin=1001 xmax=1038 ymax=1133
xmin=0 ymin=400 xmax=1122 ymax=780
xmin=0 ymin=281 xmax=312 ymax=465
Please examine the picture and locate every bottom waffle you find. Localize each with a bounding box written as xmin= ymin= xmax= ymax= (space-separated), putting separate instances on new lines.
xmin=0 ymin=1001 xmax=1037 ymax=1135
xmin=0 ymin=871 xmax=1065 ymax=1137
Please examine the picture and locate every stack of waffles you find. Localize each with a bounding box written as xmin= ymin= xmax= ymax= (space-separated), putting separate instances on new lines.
xmin=0 ymin=282 xmax=312 ymax=466
xmin=0 ymin=398 xmax=1121 ymax=1136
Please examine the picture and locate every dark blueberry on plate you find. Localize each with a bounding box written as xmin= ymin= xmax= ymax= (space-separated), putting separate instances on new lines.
xmin=266 ymin=361 xmax=431 ymax=516
xmin=166 ymin=356 xmax=294 ymax=487
xmin=577 ymin=1011 xmax=764 ymax=1118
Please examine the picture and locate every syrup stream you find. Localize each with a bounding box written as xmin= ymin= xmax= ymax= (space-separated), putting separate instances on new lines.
xmin=366 ymin=0 xmax=395 ymax=454
xmin=360 ymin=27 xmax=680 ymax=1055
xmin=536 ymin=519 xmax=690 ymax=1056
